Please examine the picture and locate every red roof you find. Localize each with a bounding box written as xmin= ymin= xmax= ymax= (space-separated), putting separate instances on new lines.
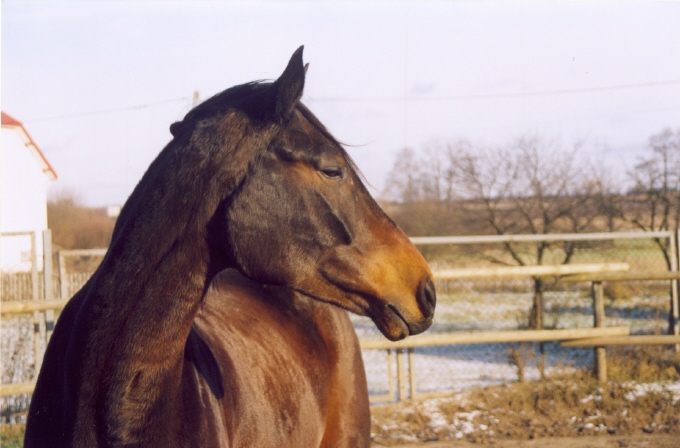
xmin=1 ymin=112 xmax=57 ymax=180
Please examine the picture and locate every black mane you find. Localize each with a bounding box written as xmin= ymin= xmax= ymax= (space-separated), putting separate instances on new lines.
xmin=170 ymin=81 xmax=274 ymax=138
xmin=169 ymin=80 xmax=362 ymax=177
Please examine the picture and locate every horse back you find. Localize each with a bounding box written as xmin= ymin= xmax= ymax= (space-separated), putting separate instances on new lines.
xmin=186 ymin=269 xmax=370 ymax=447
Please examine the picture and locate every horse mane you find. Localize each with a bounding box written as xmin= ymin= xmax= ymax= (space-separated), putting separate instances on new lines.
xmin=169 ymin=81 xmax=271 ymax=137
xmin=101 ymin=84 xmax=277 ymax=284
xmin=173 ymin=81 xmax=362 ymax=175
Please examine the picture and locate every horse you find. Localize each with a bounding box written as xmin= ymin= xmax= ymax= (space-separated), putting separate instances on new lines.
xmin=25 ymin=47 xmax=436 ymax=448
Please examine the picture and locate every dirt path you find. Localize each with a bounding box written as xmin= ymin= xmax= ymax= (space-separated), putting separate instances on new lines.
xmin=375 ymin=434 xmax=678 ymax=447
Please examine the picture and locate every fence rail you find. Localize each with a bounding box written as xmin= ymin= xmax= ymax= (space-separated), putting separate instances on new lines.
xmin=359 ymin=326 xmax=630 ymax=350
xmin=1 ymin=299 xmax=70 ymax=314
xmin=433 ymin=263 xmax=629 ymax=279
xmin=410 ymin=230 xmax=674 ymax=245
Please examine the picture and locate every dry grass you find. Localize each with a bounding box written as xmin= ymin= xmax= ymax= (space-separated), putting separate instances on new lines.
xmin=371 ymin=346 xmax=680 ymax=446
xmin=607 ymin=345 xmax=680 ymax=382
xmin=0 ymin=423 xmax=24 ymax=448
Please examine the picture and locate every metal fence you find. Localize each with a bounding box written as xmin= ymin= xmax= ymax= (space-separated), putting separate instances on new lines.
xmin=2 ymin=230 xmax=679 ymax=421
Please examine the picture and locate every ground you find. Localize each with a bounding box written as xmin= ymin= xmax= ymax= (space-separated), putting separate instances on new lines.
xmin=379 ymin=434 xmax=679 ymax=447
xmin=369 ymin=348 xmax=680 ymax=448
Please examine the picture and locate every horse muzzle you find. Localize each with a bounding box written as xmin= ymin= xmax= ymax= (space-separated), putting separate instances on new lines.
xmin=371 ymin=278 xmax=436 ymax=341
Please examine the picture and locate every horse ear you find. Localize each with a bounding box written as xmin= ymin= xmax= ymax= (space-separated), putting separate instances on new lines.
xmin=169 ymin=121 xmax=182 ymax=137
xmin=270 ymin=46 xmax=306 ymax=123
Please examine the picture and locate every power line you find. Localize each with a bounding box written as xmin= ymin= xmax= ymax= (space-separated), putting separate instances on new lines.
xmin=21 ymin=78 xmax=680 ymax=122
xmin=307 ymin=79 xmax=680 ymax=103
xmin=24 ymin=97 xmax=191 ymax=123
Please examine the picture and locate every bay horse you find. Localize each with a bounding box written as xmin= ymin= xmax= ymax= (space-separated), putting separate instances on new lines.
xmin=25 ymin=47 xmax=436 ymax=447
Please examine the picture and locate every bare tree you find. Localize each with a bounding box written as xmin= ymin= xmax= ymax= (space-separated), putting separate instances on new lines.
xmin=383 ymin=147 xmax=425 ymax=204
xmin=384 ymin=135 xmax=605 ymax=330
xmin=456 ymin=135 xmax=603 ymax=329
xmin=383 ymin=141 xmax=472 ymax=236
xmin=627 ymin=128 xmax=679 ymax=263
xmin=384 ymin=141 xmax=469 ymax=204
xmin=607 ymin=128 xmax=680 ymax=332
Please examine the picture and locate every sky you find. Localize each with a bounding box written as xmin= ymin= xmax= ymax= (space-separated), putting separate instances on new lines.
xmin=2 ymin=1 xmax=679 ymax=207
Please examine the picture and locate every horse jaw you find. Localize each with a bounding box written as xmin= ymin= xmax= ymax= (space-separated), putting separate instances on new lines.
xmin=300 ymin=245 xmax=436 ymax=342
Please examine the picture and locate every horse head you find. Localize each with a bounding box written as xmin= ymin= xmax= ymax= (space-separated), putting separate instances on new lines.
xmin=175 ymin=47 xmax=435 ymax=341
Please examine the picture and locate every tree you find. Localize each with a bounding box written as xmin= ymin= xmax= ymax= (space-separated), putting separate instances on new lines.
xmin=383 ymin=141 xmax=474 ymax=237
xmin=48 ymin=191 xmax=116 ymax=250
xmin=383 ymin=147 xmax=424 ymax=205
xmin=607 ymin=128 xmax=680 ymax=332
xmin=384 ymin=135 xmax=606 ymax=330
xmin=455 ymin=135 xmax=603 ymax=329
xmin=628 ymin=128 xmax=679 ymax=261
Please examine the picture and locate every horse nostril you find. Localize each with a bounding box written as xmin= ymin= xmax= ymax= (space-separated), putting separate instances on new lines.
xmin=417 ymin=278 xmax=437 ymax=316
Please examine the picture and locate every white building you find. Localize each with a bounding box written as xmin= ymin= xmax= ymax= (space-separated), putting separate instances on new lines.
xmin=1 ymin=112 xmax=57 ymax=272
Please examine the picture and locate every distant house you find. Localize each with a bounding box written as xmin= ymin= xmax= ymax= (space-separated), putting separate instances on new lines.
xmin=1 ymin=112 xmax=57 ymax=272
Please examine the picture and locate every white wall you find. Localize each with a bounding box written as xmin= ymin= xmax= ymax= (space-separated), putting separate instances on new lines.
xmin=1 ymin=125 xmax=50 ymax=272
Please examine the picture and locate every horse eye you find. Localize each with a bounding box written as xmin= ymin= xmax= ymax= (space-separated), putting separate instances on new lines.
xmin=320 ymin=167 xmax=343 ymax=179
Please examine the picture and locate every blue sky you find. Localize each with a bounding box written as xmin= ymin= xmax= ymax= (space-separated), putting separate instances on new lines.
xmin=2 ymin=1 xmax=679 ymax=206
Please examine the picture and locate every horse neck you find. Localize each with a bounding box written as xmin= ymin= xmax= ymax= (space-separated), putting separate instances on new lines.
xmin=86 ymin=191 xmax=216 ymax=368
xmin=76 ymin=122 xmax=258 ymax=405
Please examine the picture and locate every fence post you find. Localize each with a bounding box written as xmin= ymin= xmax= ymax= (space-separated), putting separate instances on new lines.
xmin=396 ymin=348 xmax=407 ymax=401
xmin=592 ymin=281 xmax=607 ymax=382
xmin=30 ymin=232 xmax=39 ymax=302
xmin=386 ymin=349 xmax=395 ymax=402
xmin=42 ymin=230 xmax=53 ymax=301
xmin=58 ymin=251 xmax=68 ymax=300
xmin=407 ymin=347 xmax=417 ymax=400
xmin=671 ymin=230 xmax=680 ymax=352
xmin=31 ymin=231 xmax=45 ymax=376
xmin=43 ymin=230 xmax=56 ymax=344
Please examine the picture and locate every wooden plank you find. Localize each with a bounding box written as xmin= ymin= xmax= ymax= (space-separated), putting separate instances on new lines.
xmin=562 ymin=335 xmax=680 ymax=347
xmin=359 ymin=326 xmax=630 ymax=350
xmin=369 ymin=393 xmax=396 ymax=404
xmin=1 ymin=299 xmax=70 ymax=315
xmin=562 ymin=271 xmax=680 ymax=283
xmin=60 ymin=248 xmax=107 ymax=257
xmin=410 ymin=231 xmax=673 ymax=246
xmin=0 ymin=381 xmax=36 ymax=397
xmin=433 ymin=263 xmax=629 ymax=280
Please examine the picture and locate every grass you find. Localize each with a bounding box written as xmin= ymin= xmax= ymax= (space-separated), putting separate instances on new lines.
xmin=371 ymin=345 xmax=680 ymax=445
xmin=0 ymin=424 xmax=24 ymax=448
xmin=607 ymin=345 xmax=680 ymax=382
